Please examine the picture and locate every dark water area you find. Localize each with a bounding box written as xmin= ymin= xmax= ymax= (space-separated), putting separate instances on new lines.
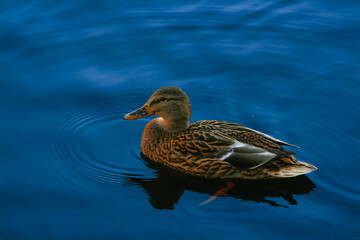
xmin=1 ymin=0 xmax=359 ymax=239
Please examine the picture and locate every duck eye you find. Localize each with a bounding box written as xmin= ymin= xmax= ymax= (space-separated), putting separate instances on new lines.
xmin=160 ymin=97 xmax=166 ymax=102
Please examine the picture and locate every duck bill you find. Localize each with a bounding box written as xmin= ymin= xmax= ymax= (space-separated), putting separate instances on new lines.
xmin=124 ymin=104 xmax=153 ymax=120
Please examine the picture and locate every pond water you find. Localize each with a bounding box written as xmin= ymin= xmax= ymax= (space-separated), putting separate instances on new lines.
xmin=1 ymin=0 xmax=359 ymax=239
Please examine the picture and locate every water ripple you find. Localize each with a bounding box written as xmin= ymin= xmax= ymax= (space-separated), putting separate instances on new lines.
xmin=43 ymin=91 xmax=155 ymax=189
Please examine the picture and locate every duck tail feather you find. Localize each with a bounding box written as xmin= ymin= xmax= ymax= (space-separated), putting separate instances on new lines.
xmin=268 ymin=161 xmax=317 ymax=178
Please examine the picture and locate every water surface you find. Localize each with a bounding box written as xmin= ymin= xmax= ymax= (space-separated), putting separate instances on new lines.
xmin=1 ymin=0 xmax=359 ymax=239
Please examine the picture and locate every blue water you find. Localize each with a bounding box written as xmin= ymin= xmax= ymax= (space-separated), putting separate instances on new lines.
xmin=1 ymin=0 xmax=359 ymax=239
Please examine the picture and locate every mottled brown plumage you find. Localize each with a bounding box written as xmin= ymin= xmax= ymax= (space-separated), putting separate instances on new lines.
xmin=124 ymin=87 xmax=317 ymax=179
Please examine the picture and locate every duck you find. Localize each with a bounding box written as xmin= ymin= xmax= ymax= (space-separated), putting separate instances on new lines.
xmin=124 ymin=86 xmax=317 ymax=180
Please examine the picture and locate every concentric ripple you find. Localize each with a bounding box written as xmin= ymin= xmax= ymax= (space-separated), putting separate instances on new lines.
xmin=43 ymin=91 xmax=156 ymax=189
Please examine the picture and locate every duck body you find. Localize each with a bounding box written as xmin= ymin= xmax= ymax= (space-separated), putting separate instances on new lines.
xmin=125 ymin=87 xmax=317 ymax=180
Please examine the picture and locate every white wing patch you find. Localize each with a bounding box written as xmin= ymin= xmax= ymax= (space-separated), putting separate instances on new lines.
xmin=219 ymin=141 xmax=277 ymax=169
xmin=219 ymin=151 xmax=234 ymax=161
xmin=219 ymin=141 xmax=248 ymax=161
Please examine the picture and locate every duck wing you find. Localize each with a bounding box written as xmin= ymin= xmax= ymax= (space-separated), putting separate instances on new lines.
xmin=191 ymin=120 xmax=300 ymax=151
xmin=171 ymin=129 xmax=283 ymax=170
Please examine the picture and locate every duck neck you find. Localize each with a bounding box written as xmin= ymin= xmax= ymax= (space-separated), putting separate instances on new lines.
xmin=156 ymin=116 xmax=189 ymax=132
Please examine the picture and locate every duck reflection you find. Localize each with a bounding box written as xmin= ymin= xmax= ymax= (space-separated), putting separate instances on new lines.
xmin=127 ymin=154 xmax=316 ymax=210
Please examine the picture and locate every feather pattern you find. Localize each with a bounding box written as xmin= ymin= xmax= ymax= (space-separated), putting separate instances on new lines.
xmin=140 ymin=119 xmax=317 ymax=179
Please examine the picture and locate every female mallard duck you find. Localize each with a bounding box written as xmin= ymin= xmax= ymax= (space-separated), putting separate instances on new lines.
xmin=124 ymin=87 xmax=317 ymax=180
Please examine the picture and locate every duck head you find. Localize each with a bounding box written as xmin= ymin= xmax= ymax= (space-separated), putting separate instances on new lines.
xmin=124 ymin=87 xmax=192 ymax=132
